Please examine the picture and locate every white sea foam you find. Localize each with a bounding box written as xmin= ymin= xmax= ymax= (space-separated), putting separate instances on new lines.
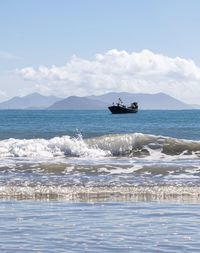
xmin=0 ymin=133 xmax=200 ymax=162
xmin=0 ymin=135 xmax=109 ymax=159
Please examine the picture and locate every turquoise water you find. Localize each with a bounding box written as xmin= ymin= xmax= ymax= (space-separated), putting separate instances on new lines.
xmin=1 ymin=109 xmax=200 ymax=252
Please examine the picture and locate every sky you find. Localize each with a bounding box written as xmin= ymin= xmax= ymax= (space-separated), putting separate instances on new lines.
xmin=1 ymin=0 xmax=200 ymax=103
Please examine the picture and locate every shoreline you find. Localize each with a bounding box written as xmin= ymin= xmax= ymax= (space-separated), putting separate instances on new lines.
xmin=1 ymin=185 xmax=200 ymax=202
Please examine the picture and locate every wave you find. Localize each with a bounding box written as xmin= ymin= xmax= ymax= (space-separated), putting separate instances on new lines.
xmin=0 ymin=133 xmax=200 ymax=160
xmin=87 ymin=133 xmax=200 ymax=157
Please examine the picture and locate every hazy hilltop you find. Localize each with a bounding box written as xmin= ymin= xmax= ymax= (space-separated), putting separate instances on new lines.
xmin=0 ymin=92 xmax=195 ymax=110
xmin=48 ymin=96 xmax=106 ymax=109
xmin=0 ymin=93 xmax=61 ymax=109
xmin=88 ymin=92 xmax=192 ymax=110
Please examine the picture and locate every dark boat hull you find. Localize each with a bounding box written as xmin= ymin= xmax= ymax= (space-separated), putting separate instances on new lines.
xmin=108 ymin=106 xmax=138 ymax=114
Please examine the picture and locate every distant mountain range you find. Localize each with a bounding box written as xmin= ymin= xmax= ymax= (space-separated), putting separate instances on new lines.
xmin=0 ymin=92 xmax=198 ymax=110
xmin=0 ymin=92 xmax=60 ymax=109
xmin=88 ymin=92 xmax=193 ymax=110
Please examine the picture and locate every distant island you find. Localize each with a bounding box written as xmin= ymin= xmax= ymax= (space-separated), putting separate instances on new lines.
xmin=0 ymin=92 xmax=198 ymax=110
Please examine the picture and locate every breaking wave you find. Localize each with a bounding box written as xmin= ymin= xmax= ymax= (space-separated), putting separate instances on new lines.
xmin=0 ymin=133 xmax=200 ymax=160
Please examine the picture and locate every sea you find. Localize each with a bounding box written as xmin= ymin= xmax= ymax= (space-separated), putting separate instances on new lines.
xmin=1 ymin=109 xmax=200 ymax=252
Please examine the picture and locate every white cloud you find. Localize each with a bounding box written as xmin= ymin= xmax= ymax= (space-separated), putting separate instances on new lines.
xmin=17 ymin=49 xmax=200 ymax=103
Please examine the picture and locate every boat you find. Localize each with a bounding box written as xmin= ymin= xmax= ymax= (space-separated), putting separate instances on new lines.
xmin=108 ymin=98 xmax=138 ymax=114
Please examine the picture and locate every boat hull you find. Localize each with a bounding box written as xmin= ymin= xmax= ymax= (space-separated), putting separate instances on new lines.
xmin=108 ymin=106 xmax=138 ymax=114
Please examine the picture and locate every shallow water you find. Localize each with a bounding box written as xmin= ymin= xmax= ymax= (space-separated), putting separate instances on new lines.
xmin=1 ymin=200 xmax=200 ymax=253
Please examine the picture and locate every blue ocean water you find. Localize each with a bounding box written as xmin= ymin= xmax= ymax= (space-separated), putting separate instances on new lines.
xmin=0 ymin=109 xmax=200 ymax=140
xmin=1 ymin=109 xmax=200 ymax=252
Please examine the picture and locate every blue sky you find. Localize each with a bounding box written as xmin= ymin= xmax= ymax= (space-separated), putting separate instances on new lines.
xmin=1 ymin=0 xmax=200 ymax=102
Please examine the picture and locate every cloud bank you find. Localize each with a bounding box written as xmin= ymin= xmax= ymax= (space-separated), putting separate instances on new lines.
xmin=18 ymin=49 xmax=200 ymax=103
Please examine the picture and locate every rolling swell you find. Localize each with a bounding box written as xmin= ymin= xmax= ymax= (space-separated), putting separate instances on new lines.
xmin=0 ymin=133 xmax=200 ymax=160
xmin=88 ymin=133 xmax=200 ymax=157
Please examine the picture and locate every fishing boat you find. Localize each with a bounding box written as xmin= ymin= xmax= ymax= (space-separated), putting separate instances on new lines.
xmin=108 ymin=98 xmax=138 ymax=114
